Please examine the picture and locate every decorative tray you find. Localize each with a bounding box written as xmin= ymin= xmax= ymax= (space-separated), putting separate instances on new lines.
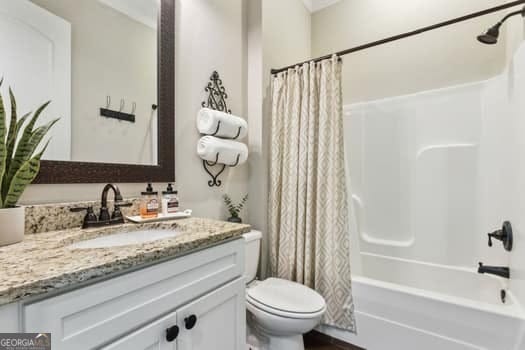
xmin=126 ymin=209 xmax=192 ymax=223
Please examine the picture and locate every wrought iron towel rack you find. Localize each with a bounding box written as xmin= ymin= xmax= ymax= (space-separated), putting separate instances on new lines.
xmin=200 ymin=71 xmax=242 ymax=187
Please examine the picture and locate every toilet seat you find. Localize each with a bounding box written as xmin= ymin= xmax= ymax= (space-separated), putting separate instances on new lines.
xmin=246 ymin=278 xmax=326 ymax=319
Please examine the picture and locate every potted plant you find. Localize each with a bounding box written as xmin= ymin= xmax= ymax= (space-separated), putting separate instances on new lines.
xmin=222 ymin=194 xmax=248 ymax=223
xmin=0 ymin=78 xmax=59 ymax=246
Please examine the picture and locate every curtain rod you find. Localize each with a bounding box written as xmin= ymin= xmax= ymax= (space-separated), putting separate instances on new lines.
xmin=271 ymin=0 xmax=525 ymax=75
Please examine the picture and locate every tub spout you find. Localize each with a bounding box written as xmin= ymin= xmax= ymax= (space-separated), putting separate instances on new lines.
xmin=478 ymin=262 xmax=510 ymax=279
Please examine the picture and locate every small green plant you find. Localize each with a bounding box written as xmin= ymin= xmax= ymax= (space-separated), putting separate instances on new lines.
xmin=223 ymin=194 xmax=248 ymax=219
xmin=0 ymin=78 xmax=59 ymax=208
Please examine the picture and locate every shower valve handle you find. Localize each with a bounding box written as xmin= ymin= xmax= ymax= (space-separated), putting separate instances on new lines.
xmin=487 ymin=221 xmax=513 ymax=252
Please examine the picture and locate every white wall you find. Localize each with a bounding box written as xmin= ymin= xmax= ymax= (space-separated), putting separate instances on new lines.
xmin=246 ymin=0 xmax=312 ymax=276
xmin=173 ymin=0 xmax=248 ymax=219
xmin=20 ymin=0 xmax=249 ymax=221
xmin=262 ymin=0 xmax=312 ymax=71
xmin=312 ymin=0 xmax=511 ymax=104
xmin=246 ymin=0 xmax=263 ymax=233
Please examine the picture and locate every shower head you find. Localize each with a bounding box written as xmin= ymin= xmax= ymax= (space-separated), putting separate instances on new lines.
xmin=477 ymin=6 xmax=525 ymax=45
xmin=477 ymin=23 xmax=501 ymax=44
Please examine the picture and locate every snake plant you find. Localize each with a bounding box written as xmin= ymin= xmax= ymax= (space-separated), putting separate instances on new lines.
xmin=0 ymin=78 xmax=59 ymax=208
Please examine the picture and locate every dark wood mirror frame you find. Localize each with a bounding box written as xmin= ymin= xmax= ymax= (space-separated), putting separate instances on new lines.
xmin=34 ymin=0 xmax=175 ymax=184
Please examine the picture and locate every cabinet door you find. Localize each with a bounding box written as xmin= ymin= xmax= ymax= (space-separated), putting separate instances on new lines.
xmin=177 ymin=278 xmax=246 ymax=350
xmin=102 ymin=310 xmax=179 ymax=350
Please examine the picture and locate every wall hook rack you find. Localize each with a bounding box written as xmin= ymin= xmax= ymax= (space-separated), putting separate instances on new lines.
xmin=100 ymin=96 xmax=136 ymax=123
xmin=200 ymin=71 xmax=240 ymax=187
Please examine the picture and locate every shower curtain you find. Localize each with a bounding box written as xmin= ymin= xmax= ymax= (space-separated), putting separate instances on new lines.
xmin=268 ymin=56 xmax=355 ymax=332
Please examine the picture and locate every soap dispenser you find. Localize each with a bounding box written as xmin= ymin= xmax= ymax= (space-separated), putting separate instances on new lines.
xmin=140 ymin=183 xmax=159 ymax=219
xmin=162 ymin=184 xmax=179 ymax=215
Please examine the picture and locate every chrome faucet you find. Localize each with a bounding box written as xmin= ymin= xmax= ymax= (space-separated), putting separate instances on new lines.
xmin=70 ymin=184 xmax=132 ymax=229
xmin=478 ymin=262 xmax=510 ymax=279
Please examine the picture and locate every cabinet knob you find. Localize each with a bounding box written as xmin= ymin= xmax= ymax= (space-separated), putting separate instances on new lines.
xmin=166 ymin=325 xmax=179 ymax=342
xmin=184 ymin=315 xmax=198 ymax=330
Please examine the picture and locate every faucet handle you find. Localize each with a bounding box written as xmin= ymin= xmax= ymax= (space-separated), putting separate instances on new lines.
xmin=70 ymin=206 xmax=90 ymax=212
xmin=115 ymin=201 xmax=133 ymax=208
xmin=112 ymin=201 xmax=133 ymax=221
xmin=70 ymin=206 xmax=98 ymax=229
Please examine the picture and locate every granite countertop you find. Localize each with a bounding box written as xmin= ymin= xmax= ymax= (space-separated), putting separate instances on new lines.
xmin=0 ymin=217 xmax=250 ymax=306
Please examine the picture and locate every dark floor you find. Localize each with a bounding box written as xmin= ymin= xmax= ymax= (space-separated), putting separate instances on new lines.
xmin=304 ymin=331 xmax=365 ymax=350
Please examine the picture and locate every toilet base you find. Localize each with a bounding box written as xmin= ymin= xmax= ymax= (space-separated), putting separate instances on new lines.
xmin=267 ymin=334 xmax=304 ymax=350
xmin=247 ymin=319 xmax=305 ymax=350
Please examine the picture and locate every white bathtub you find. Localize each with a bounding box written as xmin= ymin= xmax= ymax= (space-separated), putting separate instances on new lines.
xmin=318 ymin=253 xmax=525 ymax=350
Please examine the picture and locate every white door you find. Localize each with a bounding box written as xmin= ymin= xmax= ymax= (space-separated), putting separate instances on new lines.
xmin=0 ymin=0 xmax=71 ymax=161
xmin=102 ymin=309 xmax=179 ymax=350
xmin=177 ymin=279 xmax=246 ymax=350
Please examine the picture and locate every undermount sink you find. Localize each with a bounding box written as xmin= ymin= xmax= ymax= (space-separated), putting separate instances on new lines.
xmin=68 ymin=229 xmax=181 ymax=249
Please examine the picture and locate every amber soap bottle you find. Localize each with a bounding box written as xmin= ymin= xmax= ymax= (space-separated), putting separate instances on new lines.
xmin=140 ymin=183 xmax=159 ymax=219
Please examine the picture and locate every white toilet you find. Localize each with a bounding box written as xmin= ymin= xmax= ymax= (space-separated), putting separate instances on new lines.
xmin=243 ymin=230 xmax=326 ymax=350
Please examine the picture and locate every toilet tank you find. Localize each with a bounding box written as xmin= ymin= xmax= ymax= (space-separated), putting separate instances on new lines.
xmin=242 ymin=230 xmax=262 ymax=283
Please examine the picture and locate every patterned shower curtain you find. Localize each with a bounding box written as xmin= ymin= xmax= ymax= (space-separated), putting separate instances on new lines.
xmin=268 ymin=56 xmax=356 ymax=332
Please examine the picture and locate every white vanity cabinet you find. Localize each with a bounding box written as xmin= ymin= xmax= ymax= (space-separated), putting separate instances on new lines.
xmin=6 ymin=239 xmax=246 ymax=350
xmin=102 ymin=278 xmax=245 ymax=350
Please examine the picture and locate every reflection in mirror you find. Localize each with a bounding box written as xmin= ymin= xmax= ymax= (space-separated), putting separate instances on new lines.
xmin=0 ymin=0 xmax=159 ymax=165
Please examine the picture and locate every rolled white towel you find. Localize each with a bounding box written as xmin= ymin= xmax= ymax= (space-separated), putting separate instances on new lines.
xmin=197 ymin=107 xmax=248 ymax=139
xmin=197 ymin=136 xmax=248 ymax=166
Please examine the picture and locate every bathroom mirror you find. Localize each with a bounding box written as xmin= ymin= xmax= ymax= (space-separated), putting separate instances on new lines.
xmin=0 ymin=0 xmax=174 ymax=183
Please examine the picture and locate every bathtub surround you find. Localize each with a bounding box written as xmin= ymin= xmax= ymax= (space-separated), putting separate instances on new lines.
xmin=318 ymin=40 xmax=525 ymax=350
xmin=269 ymin=57 xmax=355 ymax=331
xmin=324 ymin=274 xmax=523 ymax=350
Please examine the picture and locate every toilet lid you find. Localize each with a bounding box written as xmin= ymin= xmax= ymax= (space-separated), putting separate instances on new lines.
xmin=247 ymin=278 xmax=326 ymax=314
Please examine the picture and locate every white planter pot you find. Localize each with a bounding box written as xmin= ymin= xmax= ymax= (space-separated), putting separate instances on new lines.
xmin=0 ymin=206 xmax=25 ymax=246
